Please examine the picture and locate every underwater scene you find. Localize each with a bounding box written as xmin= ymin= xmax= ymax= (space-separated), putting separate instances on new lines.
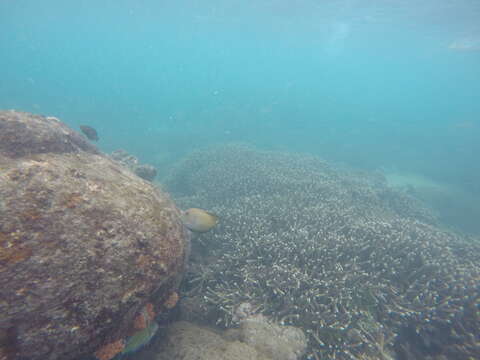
xmin=0 ymin=1 xmax=479 ymax=360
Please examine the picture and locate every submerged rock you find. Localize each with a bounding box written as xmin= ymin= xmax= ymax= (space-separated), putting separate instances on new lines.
xmin=153 ymin=320 xmax=306 ymax=360
xmin=0 ymin=110 xmax=190 ymax=360
xmin=110 ymin=149 xmax=158 ymax=182
xmin=236 ymin=314 xmax=307 ymax=360
xmin=0 ymin=111 xmax=99 ymax=157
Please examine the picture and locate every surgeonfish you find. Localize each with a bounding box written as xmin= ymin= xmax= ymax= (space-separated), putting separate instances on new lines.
xmin=181 ymin=208 xmax=218 ymax=233
xmin=80 ymin=125 xmax=99 ymax=141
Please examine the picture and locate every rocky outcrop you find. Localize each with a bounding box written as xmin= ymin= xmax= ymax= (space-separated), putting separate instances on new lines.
xmin=0 ymin=110 xmax=190 ymax=360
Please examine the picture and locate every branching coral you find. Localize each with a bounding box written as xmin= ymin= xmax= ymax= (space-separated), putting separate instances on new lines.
xmin=168 ymin=144 xmax=480 ymax=359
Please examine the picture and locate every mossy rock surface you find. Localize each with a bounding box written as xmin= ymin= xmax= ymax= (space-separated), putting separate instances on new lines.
xmin=154 ymin=321 xmax=271 ymax=360
xmin=0 ymin=111 xmax=190 ymax=360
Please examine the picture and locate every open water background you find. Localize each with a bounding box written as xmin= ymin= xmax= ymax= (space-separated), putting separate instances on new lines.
xmin=1 ymin=0 xmax=479 ymax=233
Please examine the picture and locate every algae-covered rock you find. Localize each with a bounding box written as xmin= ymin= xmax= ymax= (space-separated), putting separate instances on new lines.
xmin=154 ymin=321 xmax=270 ymax=360
xmin=110 ymin=149 xmax=158 ymax=182
xmin=238 ymin=315 xmax=307 ymax=360
xmin=152 ymin=319 xmax=306 ymax=360
xmin=0 ymin=110 xmax=190 ymax=360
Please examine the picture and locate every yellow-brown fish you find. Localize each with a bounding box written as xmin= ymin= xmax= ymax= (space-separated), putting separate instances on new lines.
xmin=181 ymin=208 xmax=218 ymax=233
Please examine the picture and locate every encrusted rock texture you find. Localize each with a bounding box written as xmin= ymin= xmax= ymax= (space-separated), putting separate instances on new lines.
xmin=110 ymin=149 xmax=157 ymax=182
xmin=0 ymin=110 xmax=190 ymax=360
xmin=167 ymin=143 xmax=480 ymax=360
xmin=153 ymin=321 xmax=266 ymax=360
xmin=147 ymin=317 xmax=305 ymax=360
xmin=233 ymin=314 xmax=307 ymax=360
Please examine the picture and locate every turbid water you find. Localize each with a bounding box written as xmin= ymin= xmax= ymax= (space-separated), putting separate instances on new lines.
xmin=1 ymin=2 xmax=480 ymax=359
xmin=1 ymin=0 xmax=479 ymax=234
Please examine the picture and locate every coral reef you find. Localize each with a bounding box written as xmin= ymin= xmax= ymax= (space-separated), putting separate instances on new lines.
xmin=110 ymin=149 xmax=157 ymax=181
xmin=0 ymin=111 xmax=190 ymax=360
xmin=383 ymin=170 xmax=480 ymax=234
xmin=166 ymin=144 xmax=480 ymax=360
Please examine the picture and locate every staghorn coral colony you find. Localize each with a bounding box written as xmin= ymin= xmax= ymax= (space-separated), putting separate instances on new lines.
xmin=166 ymin=144 xmax=480 ymax=360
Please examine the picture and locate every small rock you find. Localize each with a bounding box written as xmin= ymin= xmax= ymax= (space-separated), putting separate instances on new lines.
xmin=110 ymin=149 xmax=158 ymax=182
xmin=239 ymin=315 xmax=307 ymax=360
xmin=154 ymin=321 xmax=270 ymax=360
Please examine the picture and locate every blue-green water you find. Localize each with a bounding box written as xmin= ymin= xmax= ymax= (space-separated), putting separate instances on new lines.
xmin=1 ymin=0 xmax=480 ymax=232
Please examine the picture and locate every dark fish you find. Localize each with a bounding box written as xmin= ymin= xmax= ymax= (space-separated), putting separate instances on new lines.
xmin=80 ymin=125 xmax=99 ymax=141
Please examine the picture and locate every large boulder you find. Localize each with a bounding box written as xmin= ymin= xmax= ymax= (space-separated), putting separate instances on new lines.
xmin=0 ymin=110 xmax=190 ymax=360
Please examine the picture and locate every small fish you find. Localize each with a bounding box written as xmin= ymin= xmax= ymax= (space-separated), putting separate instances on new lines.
xmin=181 ymin=208 xmax=219 ymax=233
xmin=80 ymin=125 xmax=99 ymax=141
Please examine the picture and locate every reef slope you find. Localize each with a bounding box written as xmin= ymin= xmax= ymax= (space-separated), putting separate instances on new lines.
xmin=168 ymin=144 xmax=480 ymax=360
